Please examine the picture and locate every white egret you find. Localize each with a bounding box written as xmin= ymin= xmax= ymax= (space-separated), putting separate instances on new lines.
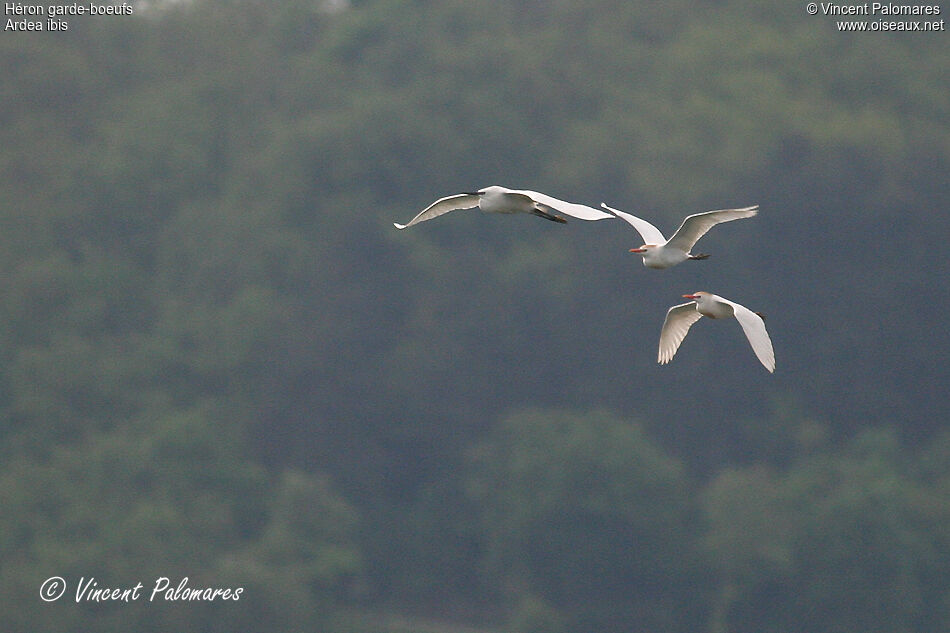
xmin=600 ymin=203 xmax=758 ymax=269
xmin=394 ymin=185 xmax=613 ymax=229
xmin=659 ymin=292 xmax=775 ymax=373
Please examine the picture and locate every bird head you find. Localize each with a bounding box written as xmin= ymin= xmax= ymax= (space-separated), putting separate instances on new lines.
xmin=629 ymin=244 xmax=654 ymax=254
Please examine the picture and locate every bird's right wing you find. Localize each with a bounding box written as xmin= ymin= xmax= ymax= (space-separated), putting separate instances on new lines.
xmin=665 ymin=205 xmax=758 ymax=252
xmin=513 ymin=189 xmax=614 ymax=221
xmin=722 ymin=298 xmax=775 ymax=373
xmin=658 ymin=302 xmax=704 ymax=364
xmin=393 ymin=193 xmax=480 ymax=229
xmin=600 ymin=203 xmax=667 ymax=245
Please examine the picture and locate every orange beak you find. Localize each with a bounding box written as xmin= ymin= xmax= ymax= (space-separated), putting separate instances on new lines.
xmin=682 ymin=294 xmax=699 ymax=300
xmin=629 ymin=248 xmax=646 ymax=253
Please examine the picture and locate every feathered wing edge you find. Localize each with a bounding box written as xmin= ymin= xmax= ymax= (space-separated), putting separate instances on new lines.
xmin=723 ymin=298 xmax=775 ymax=373
xmin=665 ymin=205 xmax=759 ymax=252
xmin=512 ymin=189 xmax=613 ymax=221
xmin=394 ymin=193 xmax=480 ymax=229
xmin=600 ymin=203 xmax=667 ymax=245
xmin=658 ymin=302 xmax=704 ymax=364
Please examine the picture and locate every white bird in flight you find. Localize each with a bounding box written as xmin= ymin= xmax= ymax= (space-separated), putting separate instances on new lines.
xmin=600 ymin=203 xmax=758 ymax=269
xmin=394 ymin=185 xmax=613 ymax=230
xmin=659 ymin=292 xmax=775 ymax=373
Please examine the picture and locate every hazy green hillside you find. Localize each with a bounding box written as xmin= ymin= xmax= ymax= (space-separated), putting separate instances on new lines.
xmin=1 ymin=1 xmax=948 ymax=631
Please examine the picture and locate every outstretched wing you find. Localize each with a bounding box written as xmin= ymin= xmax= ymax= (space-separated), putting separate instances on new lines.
xmin=394 ymin=193 xmax=480 ymax=229
xmin=600 ymin=203 xmax=667 ymax=245
xmin=512 ymin=189 xmax=614 ymax=221
xmin=658 ymin=302 xmax=704 ymax=365
xmin=665 ymin=205 xmax=758 ymax=252
xmin=720 ymin=297 xmax=775 ymax=373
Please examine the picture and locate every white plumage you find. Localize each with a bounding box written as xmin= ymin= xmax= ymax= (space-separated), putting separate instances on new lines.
xmin=600 ymin=203 xmax=758 ymax=269
xmin=394 ymin=185 xmax=613 ymax=229
xmin=659 ymin=292 xmax=775 ymax=373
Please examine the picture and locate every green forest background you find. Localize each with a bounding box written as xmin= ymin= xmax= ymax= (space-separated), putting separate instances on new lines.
xmin=1 ymin=0 xmax=949 ymax=631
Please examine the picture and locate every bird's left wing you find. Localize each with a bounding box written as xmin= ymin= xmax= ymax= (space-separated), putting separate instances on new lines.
xmin=721 ymin=298 xmax=775 ymax=373
xmin=513 ymin=189 xmax=614 ymax=221
xmin=658 ymin=302 xmax=704 ymax=365
xmin=394 ymin=193 xmax=480 ymax=229
xmin=600 ymin=203 xmax=667 ymax=245
xmin=666 ymin=205 xmax=758 ymax=252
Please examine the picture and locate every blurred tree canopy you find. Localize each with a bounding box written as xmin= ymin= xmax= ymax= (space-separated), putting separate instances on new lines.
xmin=0 ymin=0 xmax=947 ymax=631
xmin=468 ymin=408 xmax=705 ymax=632
xmin=703 ymin=428 xmax=950 ymax=633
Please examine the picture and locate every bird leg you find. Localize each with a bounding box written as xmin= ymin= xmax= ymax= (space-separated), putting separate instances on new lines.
xmin=688 ymin=253 xmax=710 ymax=260
xmin=531 ymin=206 xmax=568 ymax=223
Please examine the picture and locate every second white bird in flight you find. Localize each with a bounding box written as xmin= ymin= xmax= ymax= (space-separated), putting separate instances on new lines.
xmin=659 ymin=292 xmax=775 ymax=372
xmin=601 ymin=203 xmax=759 ymax=269
xmin=394 ymin=185 xmax=613 ymax=230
